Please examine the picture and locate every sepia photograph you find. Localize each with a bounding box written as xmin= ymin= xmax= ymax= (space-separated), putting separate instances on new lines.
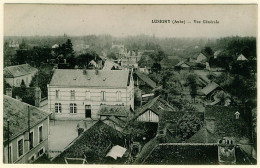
xmin=2 ymin=3 xmax=257 ymax=165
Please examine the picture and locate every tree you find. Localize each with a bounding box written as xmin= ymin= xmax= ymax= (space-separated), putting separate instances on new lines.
xmin=186 ymin=74 xmax=198 ymax=102
xmin=177 ymin=112 xmax=203 ymax=140
xmin=214 ymin=91 xmax=231 ymax=106
xmin=203 ymin=46 xmax=213 ymax=56
xmin=107 ymin=52 xmax=117 ymax=60
xmin=151 ymin=62 xmax=161 ymax=73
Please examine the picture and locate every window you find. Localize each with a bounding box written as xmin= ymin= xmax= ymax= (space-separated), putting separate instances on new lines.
xmin=18 ymin=138 xmax=24 ymax=157
xmin=85 ymin=91 xmax=91 ymax=100
xmin=39 ymin=126 xmax=43 ymax=143
xmin=29 ymin=131 xmax=34 ymax=150
xmin=37 ymin=148 xmax=44 ymax=157
xmin=70 ymin=90 xmax=75 ymax=100
xmin=101 ymin=91 xmax=106 ymax=101
xmin=55 ymin=103 xmax=62 ymax=113
xmin=70 ymin=103 xmax=77 ymax=113
xmin=55 ymin=90 xmax=60 ymax=99
xmin=116 ymin=91 xmax=121 ymax=101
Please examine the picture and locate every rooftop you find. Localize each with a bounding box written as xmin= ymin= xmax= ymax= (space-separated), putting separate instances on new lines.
xmin=3 ymin=95 xmax=50 ymax=143
xmin=135 ymin=96 xmax=177 ymax=118
xmin=160 ymin=58 xmax=180 ymax=68
xmin=187 ymin=105 xmax=250 ymax=143
xmin=134 ymin=71 xmax=156 ymax=89
xmin=4 ymin=64 xmax=38 ymax=78
xmin=200 ymin=82 xmax=219 ymax=95
xmin=53 ymin=120 xmax=124 ymax=164
xmin=49 ymin=69 xmax=130 ymax=88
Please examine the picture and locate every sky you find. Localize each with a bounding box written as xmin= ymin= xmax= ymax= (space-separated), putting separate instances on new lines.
xmin=4 ymin=4 xmax=258 ymax=38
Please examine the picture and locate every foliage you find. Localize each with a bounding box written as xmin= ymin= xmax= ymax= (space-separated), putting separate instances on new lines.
xmin=151 ymin=62 xmax=162 ymax=73
xmin=177 ymin=112 xmax=203 ymax=140
xmin=186 ymin=74 xmax=198 ymax=101
xmin=107 ymin=52 xmax=117 ymax=60
xmin=124 ymin=121 xmax=158 ymax=143
xmin=214 ymin=91 xmax=231 ymax=106
xmin=12 ymin=87 xmax=35 ymax=105
xmin=30 ymin=68 xmax=54 ymax=98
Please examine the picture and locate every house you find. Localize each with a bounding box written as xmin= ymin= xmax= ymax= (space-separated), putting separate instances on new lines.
xmin=134 ymin=96 xmax=176 ymax=123
xmin=4 ymin=64 xmax=38 ymax=87
xmin=133 ymin=71 xmax=157 ymax=93
xmin=196 ymin=53 xmax=208 ymax=63
xmin=52 ymin=120 xmax=125 ymax=164
xmin=160 ymin=58 xmax=180 ymax=69
xmin=199 ymin=82 xmax=221 ymax=100
xmin=103 ymin=60 xmax=122 ymax=70
xmin=237 ymin=54 xmax=248 ymax=61
xmin=214 ymin=50 xmax=222 ymax=59
xmin=185 ymin=105 xmax=252 ymax=164
xmin=175 ymin=61 xmax=190 ymax=70
xmin=47 ymin=69 xmax=134 ymax=120
xmin=3 ymin=95 xmax=51 ymax=163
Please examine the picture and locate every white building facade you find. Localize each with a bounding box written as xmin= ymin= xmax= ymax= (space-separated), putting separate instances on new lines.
xmin=48 ymin=69 xmax=134 ymax=120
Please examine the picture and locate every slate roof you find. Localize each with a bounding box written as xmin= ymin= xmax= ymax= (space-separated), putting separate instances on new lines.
xmin=160 ymin=58 xmax=180 ymax=68
xmin=99 ymin=105 xmax=132 ymax=117
xmin=3 ymin=95 xmax=50 ymax=143
xmin=49 ymin=69 xmax=130 ymax=88
xmin=200 ymin=82 xmax=219 ymax=95
xmin=187 ymin=105 xmax=250 ymax=143
xmin=134 ymin=71 xmax=157 ymax=89
xmin=4 ymin=64 xmax=38 ymax=78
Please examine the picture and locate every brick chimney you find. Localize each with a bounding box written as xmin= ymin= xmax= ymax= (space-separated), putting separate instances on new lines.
xmin=35 ymin=87 xmax=41 ymax=107
xmin=6 ymin=88 xmax=12 ymax=97
xmin=205 ymin=117 xmax=215 ymax=134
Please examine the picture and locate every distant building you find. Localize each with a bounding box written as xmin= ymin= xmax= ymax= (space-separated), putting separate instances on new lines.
xmin=196 ymin=53 xmax=207 ymax=63
xmin=237 ymin=54 xmax=248 ymax=61
xmin=9 ymin=41 xmax=19 ymax=48
xmin=4 ymin=64 xmax=38 ymax=87
xmin=3 ymin=95 xmax=50 ymax=163
xmin=48 ymin=69 xmax=134 ymax=120
xmin=51 ymin=44 xmax=59 ymax=49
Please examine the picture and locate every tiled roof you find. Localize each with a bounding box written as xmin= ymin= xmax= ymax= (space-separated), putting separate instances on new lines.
xmin=49 ymin=69 xmax=129 ymax=88
xmin=135 ymin=71 xmax=156 ymax=89
xmin=187 ymin=105 xmax=250 ymax=143
xmin=103 ymin=60 xmax=122 ymax=70
xmin=54 ymin=121 xmax=124 ymax=163
xmin=4 ymin=64 xmax=38 ymax=78
xmin=3 ymin=95 xmax=50 ymax=143
xmin=102 ymin=116 xmax=127 ymax=129
xmin=200 ymin=82 xmax=219 ymax=95
xmin=186 ymin=127 xmax=218 ymax=143
xmin=135 ymin=96 xmax=176 ymax=118
xmin=99 ymin=105 xmax=132 ymax=117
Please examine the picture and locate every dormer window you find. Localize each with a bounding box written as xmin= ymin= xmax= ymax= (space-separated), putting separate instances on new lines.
xmin=235 ymin=111 xmax=240 ymax=119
